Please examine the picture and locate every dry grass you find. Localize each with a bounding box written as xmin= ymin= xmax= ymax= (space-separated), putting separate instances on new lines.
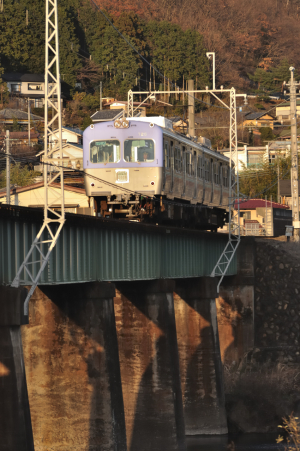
xmin=277 ymin=414 xmax=300 ymax=450
xmin=224 ymin=357 xmax=300 ymax=432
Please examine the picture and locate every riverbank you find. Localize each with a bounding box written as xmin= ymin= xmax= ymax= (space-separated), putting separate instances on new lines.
xmin=224 ymin=360 xmax=300 ymax=433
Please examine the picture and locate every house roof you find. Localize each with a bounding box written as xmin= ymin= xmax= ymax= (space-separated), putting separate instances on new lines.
xmin=0 ymin=131 xmax=39 ymax=139
xmin=279 ymin=128 xmax=300 ymax=138
xmin=235 ymin=198 xmax=289 ymax=210
xmin=36 ymin=142 xmax=83 ymax=157
xmin=244 ymin=111 xmax=274 ymax=121
xmin=0 ymin=108 xmax=43 ymax=121
xmin=277 ymin=100 xmax=300 ymax=108
xmin=91 ymin=109 xmax=124 ymax=121
xmin=62 ymin=126 xmax=83 ymax=136
xmin=0 ymin=182 xmax=86 ymax=198
xmin=2 ymin=73 xmax=44 ymax=83
xmin=50 ymin=126 xmax=83 ymax=137
xmin=105 ymin=100 xmax=151 ymax=107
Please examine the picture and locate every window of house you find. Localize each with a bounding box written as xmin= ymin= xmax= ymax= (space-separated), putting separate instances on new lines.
xmin=174 ymin=146 xmax=181 ymax=172
xmin=34 ymin=99 xmax=43 ymax=108
xmin=11 ymin=84 xmax=21 ymax=92
xmin=124 ymin=139 xmax=154 ymax=162
xmin=28 ymin=83 xmax=42 ymax=91
xmin=248 ymin=154 xmax=262 ymax=166
xmin=90 ymin=140 xmax=120 ymax=163
xmin=164 ymin=140 xmax=170 ymax=168
xmin=241 ymin=211 xmax=251 ymax=220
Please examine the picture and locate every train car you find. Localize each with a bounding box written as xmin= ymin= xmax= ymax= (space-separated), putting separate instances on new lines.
xmin=83 ymin=116 xmax=231 ymax=231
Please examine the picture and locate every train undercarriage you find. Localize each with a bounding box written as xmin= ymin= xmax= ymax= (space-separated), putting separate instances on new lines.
xmin=90 ymin=195 xmax=228 ymax=231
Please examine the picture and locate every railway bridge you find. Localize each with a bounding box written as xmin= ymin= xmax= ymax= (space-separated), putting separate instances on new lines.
xmin=0 ymin=204 xmax=242 ymax=451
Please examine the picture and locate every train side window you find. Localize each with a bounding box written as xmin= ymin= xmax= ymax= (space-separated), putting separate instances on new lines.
xmin=223 ymin=167 xmax=228 ymax=187
xmin=164 ymin=140 xmax=169 ymax=168
xmin=90 ymin=139 xmax=120 ymax=163
xmin=214 ymin=163 xmax=219 ymax=184
xmin=197 ymin=156 xmax=201 ymax=178
xmin=186 ymin=153 xmax=192 ymax=176
xmin=175 ymin=146 xmax=181 ymax=172
xmin=205 ymin=159 xmax=211 ymax=182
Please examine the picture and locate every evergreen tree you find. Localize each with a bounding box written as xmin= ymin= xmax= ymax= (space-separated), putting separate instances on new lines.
xmin=249 ymin=59 xmax=299 ymax=92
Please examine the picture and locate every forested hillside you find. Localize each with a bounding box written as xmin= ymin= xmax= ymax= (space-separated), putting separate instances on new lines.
xmin=0 ymin=0 xmax=210 ymax=98
xmin=96 ymin=0 xmax=300 ymax=88
xmin=1 ymin=0 xmax=300 ymax=98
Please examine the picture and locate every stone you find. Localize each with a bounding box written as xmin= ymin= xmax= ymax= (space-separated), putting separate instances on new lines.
xmin=295 ymin=288 xmax=299 ymax=294
xmin=279 ymin=263 xmax=284 ymax=269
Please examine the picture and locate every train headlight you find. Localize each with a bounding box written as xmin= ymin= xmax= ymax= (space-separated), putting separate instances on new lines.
xmin=114 ymin=118 xmax=129 ymax=128
xmin=91 ymin=183 xmax=95 ymax=187
xmin=151 ymin=181 xmax=155 ymax=186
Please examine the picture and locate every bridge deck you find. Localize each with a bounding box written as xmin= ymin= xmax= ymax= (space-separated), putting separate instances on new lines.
xmin=0 ymin=205 xmax=236 ymax=285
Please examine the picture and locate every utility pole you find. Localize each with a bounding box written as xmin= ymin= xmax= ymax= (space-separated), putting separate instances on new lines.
xmin=188 ymin=79 xmax=195 ymax=136
xmin=287 ymin=67 xmax=300 ymax=241
xmin=6 ymin=130 xmax=10 ymax=205
xmin=206 ymin=52 xmax=216 ymax=90
xmin=100 ymin=81 xmax=102 ymax=110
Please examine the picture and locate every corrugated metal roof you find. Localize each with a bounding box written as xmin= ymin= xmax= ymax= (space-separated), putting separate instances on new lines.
xmin=91 ymin=109 xmax=124 ymax=121
xmin=0 ymin=108 xmax=43 ymax=121
xmin=244 ymin=111 xmax=274 ymax=120
xmin=2 ymin=73 xmax=44 ymax=82
xmin=0 ymin=182 xmax=86 ymax=198
xmin=236 ymin=199 xmax=289 ymax=210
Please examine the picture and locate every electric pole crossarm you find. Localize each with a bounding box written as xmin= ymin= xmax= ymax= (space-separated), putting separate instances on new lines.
xmin=11 ymin=0 xmax=65 ymax=315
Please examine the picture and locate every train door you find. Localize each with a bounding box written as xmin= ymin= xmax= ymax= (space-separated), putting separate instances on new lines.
xmin=201 ymin=154 xmax=205 ymax=202
xmin=170 ymin=141 xmax=174 ymax=193
xmin=163 ymin=139 xmax=169 ymax=193
xmin=220 ymin=163 xmax=223 ymax=205
xmin=182 ymin=146 xmax=186 ymax=197
xmin=193 ymin=151 xmax=197 ymax=200
xmin=211 ymin=158 xmax=214 ymax=203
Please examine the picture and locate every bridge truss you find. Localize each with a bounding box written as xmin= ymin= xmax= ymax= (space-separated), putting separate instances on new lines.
xmin=11 ymin=0 xmax=65 ymax=314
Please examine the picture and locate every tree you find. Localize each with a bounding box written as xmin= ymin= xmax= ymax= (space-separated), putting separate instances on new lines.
xmin=0 ymin=163 xmax=36 ymax=189
xmin=0 ymin=61 xmax=9 ymax=107
xmin=239 ymin=153 xmax=291 ymax=199
xmin=249 ymin=59 xmax=298 ymax=93
xmin=259 ymin=127 xmax=274 ymax=145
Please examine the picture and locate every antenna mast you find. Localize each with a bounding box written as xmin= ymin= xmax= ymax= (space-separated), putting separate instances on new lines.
xmin=11 ymin=0 xmax=65 ymax=314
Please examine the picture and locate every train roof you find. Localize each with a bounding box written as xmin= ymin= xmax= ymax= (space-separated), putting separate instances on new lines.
xmin=125 ymin=117 xmax=230 ymax=163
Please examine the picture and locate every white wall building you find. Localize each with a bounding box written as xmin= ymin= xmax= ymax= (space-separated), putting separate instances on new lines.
xmin=0 ymin=182 xmax=91 ymax=214
xmin=2 ymin=73 xmax=62 ymax=108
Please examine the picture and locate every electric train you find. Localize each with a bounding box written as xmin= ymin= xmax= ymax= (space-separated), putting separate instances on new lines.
xmin=83 ymin=116 xmax=231 ymax=230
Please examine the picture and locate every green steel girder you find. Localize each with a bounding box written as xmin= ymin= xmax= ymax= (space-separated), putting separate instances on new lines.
xmin=0 ymin=205 xmax=237 ymax=285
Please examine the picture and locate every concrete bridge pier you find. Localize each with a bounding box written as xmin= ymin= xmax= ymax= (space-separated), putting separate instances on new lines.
xmin=174 ymin=277 xmax=227 ymax=435
xmin=0 ymin=286 xmax=34 ymax=451
xmin=114 ymin=280 xmax=186 ymax=451
xmin=22 ymin=282 xmax=127 ymax=451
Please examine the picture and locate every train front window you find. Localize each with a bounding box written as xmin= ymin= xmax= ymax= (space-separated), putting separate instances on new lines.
xmin=90 ymin=140 xmax=120 ymax=163
xmin=124 ymin=139 xmax=155 ymax=163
